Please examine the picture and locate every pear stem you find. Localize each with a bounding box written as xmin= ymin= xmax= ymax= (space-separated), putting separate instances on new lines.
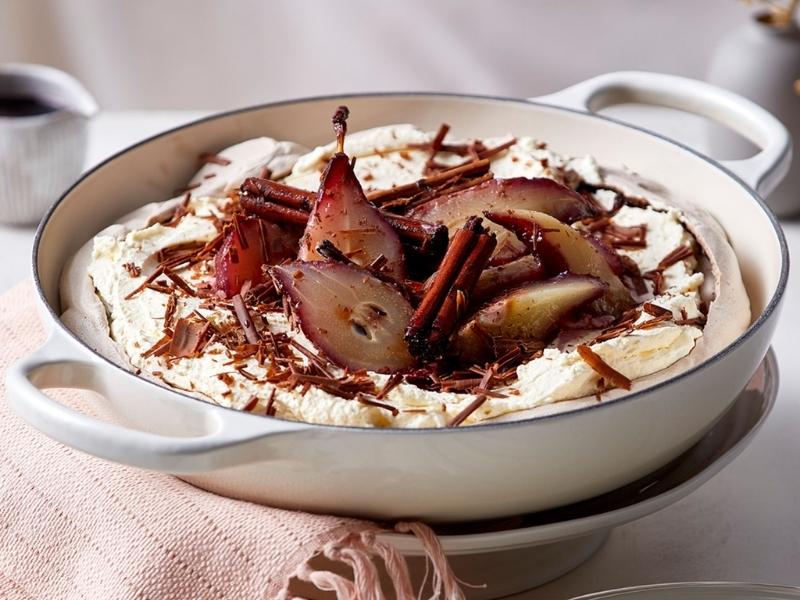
xmin=332 ymin=105 xmax=349 ymax=154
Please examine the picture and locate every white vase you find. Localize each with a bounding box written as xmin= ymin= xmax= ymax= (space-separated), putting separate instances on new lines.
xmin=707 ymin=13 xmax=800 ymax=218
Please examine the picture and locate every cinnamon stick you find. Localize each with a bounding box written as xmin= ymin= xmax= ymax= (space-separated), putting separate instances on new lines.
xmin=382 ymin=213 xmax=448 ymax=254
xmin=366 ymin=158 xmax=491 ymax=205
xmin=241 ymin=177 xmax=314 ymax=211
xmin=239 ymin=196 xmax=309 ymax=225
xmin=428 ymin=233 xmax=496 ymax=350
xmin=405 ymin=217 xmax=496 ymax=361
xmin=240 ymin=183 xmax=447 ymax=253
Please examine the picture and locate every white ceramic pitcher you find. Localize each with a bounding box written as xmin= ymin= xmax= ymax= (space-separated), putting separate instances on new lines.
xmin=0 ymin=63 xmax=98 ymax=225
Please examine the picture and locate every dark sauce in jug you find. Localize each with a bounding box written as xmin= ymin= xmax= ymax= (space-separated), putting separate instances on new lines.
xmin=0 ymin=95 xmax=61 ymax=117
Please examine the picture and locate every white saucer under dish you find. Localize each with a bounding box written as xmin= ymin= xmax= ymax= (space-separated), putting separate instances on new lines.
xmin=377 ymin=349 xmax=778 ymax=600
xmin=572 ymin=581 xmax=800 ymax=599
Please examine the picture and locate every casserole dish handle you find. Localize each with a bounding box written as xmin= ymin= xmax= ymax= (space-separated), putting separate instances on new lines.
xmin=533 ymin=71 xmax=791 ymax=198
xmin=6 ymin=334 xmax=309 ymax=473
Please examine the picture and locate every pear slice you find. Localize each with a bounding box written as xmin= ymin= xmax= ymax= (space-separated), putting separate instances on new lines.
xmin=473 ymin=254 xmax=545 ymax=303
xmin=409 ymin=177 xmax=596 ymax=265
xmin=271 ymin=261 xmax=415 ymax=373
xmin=486 ymin=209 xmax=633 ymax=315
xmin=214 ymin=217 xmax=270 ymax=298
xmin=454 ymin=275 xmax=607 ymax=362
xmin=298 ymin=153 xmax=405 ymax=280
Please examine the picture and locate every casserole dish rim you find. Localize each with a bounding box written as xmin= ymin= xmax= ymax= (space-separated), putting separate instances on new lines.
xmin=31 ymin=90 xmax=790 ymax=433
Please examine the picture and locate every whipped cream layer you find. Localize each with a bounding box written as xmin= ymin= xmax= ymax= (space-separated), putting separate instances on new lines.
xmin=285 ymin=124 xmax=603 ymax=192
xmin=86 ymin=126 xmax=707 ymax=428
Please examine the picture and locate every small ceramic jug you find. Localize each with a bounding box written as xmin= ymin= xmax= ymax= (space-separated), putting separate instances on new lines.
xmin=707 ymin=12 xmax=800 ymax=218
xmin=0 ymin=63 xmax=98 ymax=225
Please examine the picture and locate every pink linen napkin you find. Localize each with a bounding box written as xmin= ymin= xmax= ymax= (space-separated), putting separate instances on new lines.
xmin=0 ymin=281 xmax=464 ymax=599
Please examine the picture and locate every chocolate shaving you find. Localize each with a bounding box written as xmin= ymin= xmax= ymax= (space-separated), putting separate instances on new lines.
xmin=590 ymin=220 xmax=648 ymax=249
xmin=145 ymin=282 xmax=173 ymax=295
xmin=634 ymin=313 xmax=673 ymax=329
xmin=643 ymin=270 xmax=664 ymax=295
xmin=657 ymin=245 xmax=694 ymax=271
xmin=169 ymin=318 xmax=211 ymax=358
xmin=288 ymin=339 xmax=335 ymax=377
xmin=286 ymin=366 xmax=376 ymax=400
xmin=366 ymin=158 xmax=491 ymax=206
xmin=356 ymin=393 xmax=399 ymax=416
xmin=642 ymin=302 xmax=671 ymax=317
xmin=480 ymin=138 xmax=516 ymax=160
xmin=157 ymin=240 xmax=208 ymax=267
xmin=173 ymin=182 xmax=202 ymax=195
xmin=243 ymin=395 xmax=259 ymax=412
xmin=142 ymin=333 xmax=173 ymax=358
xmin=163 ymin=293 xmax=177 ymax=331
xmin=232 ymin=294 xmax=260 ymax=345
xmin=447 ymin=394 xmax=488 ymax=428
xmin=588 ymin=307 xmax=641 ymax=345
xmin=123 ymin=262 xmax=142 ymax=277
xmin=315 ymin=240 xmax=354 ymax=265
xmin=198 ymin=152 xmax=232 ymax=166
xmin=164 ymin=269 xmax=196 ymax=297
xmin=369 ymin=254 xmax=388 ymax=271
xmin=264 ymin=388 xmax=277 ymax=416
xmin=424 ymin=123 xmax=450 ymax=175
xmin=471 ymin=365 xmax=496 ymax=395
xmin=376 ymin=373 xmax=403 ymax=400
xmin=439 ymin=377 xmax=484 ymax=392
xmin=236 ymin=367 xmax=259 ymax=381
xmin=125 ymin=265 xmax=166 ymax=299
xmin=675 ymin=316 xmax=707 ymax=326
xmin=576 ymin=344 xmax=631 ymax=390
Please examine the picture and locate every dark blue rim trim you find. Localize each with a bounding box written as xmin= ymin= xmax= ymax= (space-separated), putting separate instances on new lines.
xmin=32 ymin=91 xmax=790 ymax=435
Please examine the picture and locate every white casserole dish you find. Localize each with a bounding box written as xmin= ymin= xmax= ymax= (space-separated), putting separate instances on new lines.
xmin=6 ymin=72 xmax=790 ymax=522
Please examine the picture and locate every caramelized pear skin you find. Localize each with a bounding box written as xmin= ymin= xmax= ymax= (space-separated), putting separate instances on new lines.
xmin=270 ymin=261 xmax=416 ymax=373
xmin=454 ymin=275 xmax=607 ymax=362
xmin=214 ymin=217 xmax=269 ymax=298
xmin=486 ymin=209 xmax=634 ymax=315
xmin=299 ymin=153 xmax=405 ymax=279
xmin=409 ymin=177 xmax=596 ymax=265
xmin=474 ymin=254 xmax=545 ymax=303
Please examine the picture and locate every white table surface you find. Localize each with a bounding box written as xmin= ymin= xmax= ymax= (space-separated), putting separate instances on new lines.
xmin=1 ymin=108 xmax=798 ymax=599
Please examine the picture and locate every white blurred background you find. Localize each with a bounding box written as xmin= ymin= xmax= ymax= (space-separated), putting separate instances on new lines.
xmin=0 ymin=0 xmax=750 ymax=110
xmin=3 ymin=5 xmax=800 ymax=598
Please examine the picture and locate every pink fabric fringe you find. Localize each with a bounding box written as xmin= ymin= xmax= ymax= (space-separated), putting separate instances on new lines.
xmin=285 ymin=522 xmax=466 ymax=599
xmin=0 ymin=282 xmax=474 ymax=600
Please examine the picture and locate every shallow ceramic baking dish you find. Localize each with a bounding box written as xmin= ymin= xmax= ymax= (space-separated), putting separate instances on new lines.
xmin=6 ymin=72 xmax=790 ymax=522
